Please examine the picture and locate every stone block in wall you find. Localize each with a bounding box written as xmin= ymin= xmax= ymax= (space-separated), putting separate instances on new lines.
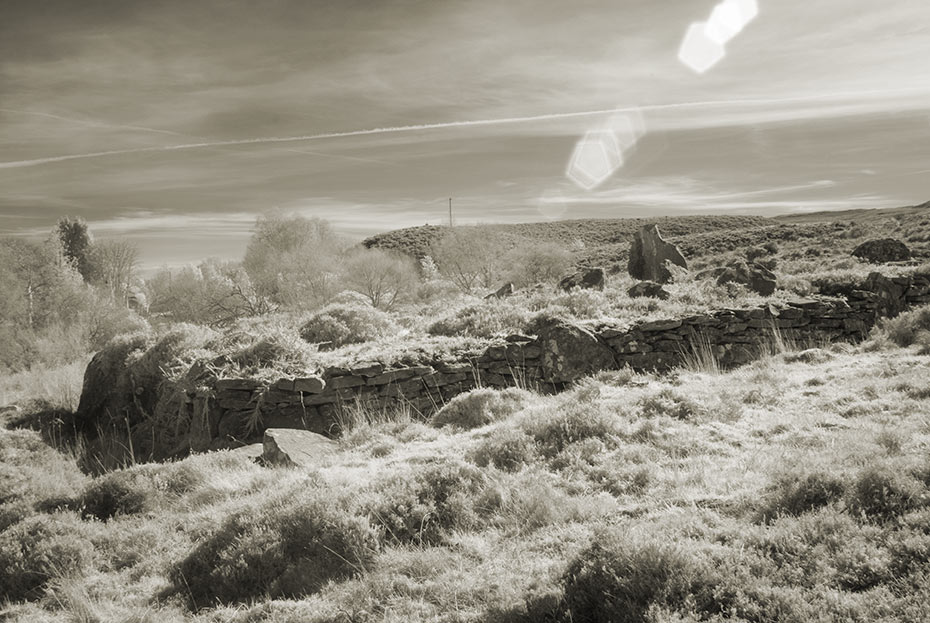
xmin=652 ymin=340 xmax=685 ymax=353
xmin=294 ymin=377 xmax=325 ymax=393
xmin=366 ymin=367 xmax=433 ymax=386
xmin=487 ymin=346 xmax=506 ymax=360
xmin=639 ymin=319 xmax=682 ymax=331
xmin=273 ymin=378 xmax=295 ymax=392
xmin=328 ymin=375 xmax=366 ymax=390
xmin=435 ymin=362 xmax=473 ymax=374
xmin=422 ymin=372 xmax=468 ymax=388
xmin=723 ymin=322 xmax=748 ymax=333
xmin=622 ymin=351 xmax=678 ymax=371
xmin=349 ymin=362 xmax=384 ymax=377
xmin=609 ymin=339 xmax=652 ymax=354
xmin=215 ymin=378 xmax=265 ymax=392
xmin=218 ymin=396 xmax=257 ymax=411
xmin=683 ymin=314 xmax=717 ymax=325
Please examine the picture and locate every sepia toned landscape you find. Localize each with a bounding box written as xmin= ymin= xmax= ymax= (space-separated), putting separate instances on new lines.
xmin=3 ymin=0 xmax=930 ymax=621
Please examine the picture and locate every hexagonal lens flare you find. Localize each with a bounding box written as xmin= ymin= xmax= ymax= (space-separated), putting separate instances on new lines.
xmin=678 ymin=21 xmax=726 ymax=74
xmin=566 ymin=129 xmax=623 ymax=190
xmin=705 ymin=0 xmax=758 ymax=44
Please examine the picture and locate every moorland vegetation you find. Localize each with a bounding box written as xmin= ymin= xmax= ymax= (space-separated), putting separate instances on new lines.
xmin=2 ymin=205 xmax=930 ymax=622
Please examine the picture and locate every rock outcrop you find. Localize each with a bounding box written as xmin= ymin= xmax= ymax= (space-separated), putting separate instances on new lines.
xmin=528 ymin=316 xmax=617 ymax=383
xmin=261 ymin=428 xmax=337 ymax=467
xmin=715 ymin=261 xmax=777 ymax=296
xmin=628 ymin=281 xmax=670 ymax=300
xmin=558 ymin=267 xmax=605 ymax=292
xmin=627 ymin=225 xmax=687 ymax=284
xmin=852 ymin=239 xmax=911 ymax=264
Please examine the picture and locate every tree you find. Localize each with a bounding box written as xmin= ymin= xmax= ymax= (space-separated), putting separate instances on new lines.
xmin=55 ymin=216 xmax=93 ymax=280
xmin=342 ymin=248 xmax=419 ymax=309
xmin=504 ymin=242 xmax=574 ymax=288
xmin=146 ymin=259 xmax=274 ymax=326
xmin=430 ymin=225 xmax=507 ymax=293
xmin=88 ymin=240 xmax=138 ymax=305
xmin=243 ymin=211 xmax=347 ymax=308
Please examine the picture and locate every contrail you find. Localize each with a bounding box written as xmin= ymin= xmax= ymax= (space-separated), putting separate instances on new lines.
xmin=0 ymin=108 xmax=189 ymax=138
xmin=1 ymin=87 xmax=926 ymax=170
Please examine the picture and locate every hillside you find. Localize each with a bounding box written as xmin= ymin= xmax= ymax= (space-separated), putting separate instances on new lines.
xmin=362 ymin=215 xmax=772 ymax=262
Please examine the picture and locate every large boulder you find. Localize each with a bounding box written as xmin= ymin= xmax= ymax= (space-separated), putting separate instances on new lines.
xmin=627 ymin=281 xmax=670 ymax=300
xmin=528 ymin=316 xmax=617 ymax=383
xmin=558 ymin=267 xmax=605 ymax=292
xmin=262 ymin=428 xmax=338 ymax=468
xmin=627 ymin=225 xmax=687 ymax=284
xmin=485 ymin=282 xmax=515 ymax=299
xmin=715 ymin=261 xmax=777 ymax=296
xmin=852 ymin=239 xmax=911 ymax=264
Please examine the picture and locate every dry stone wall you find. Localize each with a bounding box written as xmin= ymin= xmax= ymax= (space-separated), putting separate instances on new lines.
xmin=82 ymin=271 xmax=930 ymax=458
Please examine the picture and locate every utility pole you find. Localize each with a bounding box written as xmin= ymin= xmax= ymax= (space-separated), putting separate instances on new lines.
xmin=448 ymin=197 xmax=453 ymax=227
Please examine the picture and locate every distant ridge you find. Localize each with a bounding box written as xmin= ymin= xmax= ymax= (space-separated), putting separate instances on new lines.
xmin=773 ymin=200 xmax=930 ymax=224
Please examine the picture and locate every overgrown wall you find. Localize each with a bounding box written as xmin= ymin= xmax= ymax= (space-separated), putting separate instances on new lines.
xmin=78 ymin=271 xmax=930 ymax=458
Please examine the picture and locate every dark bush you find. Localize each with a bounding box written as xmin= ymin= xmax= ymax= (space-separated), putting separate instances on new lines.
xmin=0 ymin=513 xmax=97 ymax=601
xmin=172 ymin=488 xmax=379 ymax=606
xmin=562 ymin=536 xmax=697 ymax=623
xmin=81 ymin=471 xmax=153 ymax=520
xmin=760 ymin=471 xmax=847 ymax=520
xmin=849 ymin=466 xmax=925 ymax=522
xmin=365 ymin=459 xmax=486 ymax=545
xmin=469 ymin=427 xmax=537 ymax=471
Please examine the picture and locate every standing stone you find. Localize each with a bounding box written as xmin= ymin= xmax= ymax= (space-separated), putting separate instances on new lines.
xmin=627 ymin=225 xmax=688 ymax=284
xmin=558 ymin=267 xmax=606 ymax=292
xmin=528 ymin=316 xmax=617 ymax=383
xmin=852 ymin=239 xmax=911 ymax=264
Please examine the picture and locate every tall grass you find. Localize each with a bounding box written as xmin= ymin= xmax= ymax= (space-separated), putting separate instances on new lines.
xmin=0 ymin=359 xmax=88 ymax=413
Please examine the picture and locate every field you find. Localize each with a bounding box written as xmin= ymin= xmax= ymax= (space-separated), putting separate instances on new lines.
xmin=3 ymin=207 xmax=930 ymax=622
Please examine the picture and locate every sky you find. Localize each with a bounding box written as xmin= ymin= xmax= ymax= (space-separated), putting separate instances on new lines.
xmin=1 ymin=0 xmax=929 ymax=269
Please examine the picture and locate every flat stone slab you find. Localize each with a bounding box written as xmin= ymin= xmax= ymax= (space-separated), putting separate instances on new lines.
xmin=262 ymin=428 xmax=338 ymax=468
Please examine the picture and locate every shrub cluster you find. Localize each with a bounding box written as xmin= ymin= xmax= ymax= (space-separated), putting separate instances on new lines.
xmin=431 ymin=387 xmax=532 ymax=430
xmin=427 ymin=300 xmax=532 ymax=338
xmin=0 ymin=513 xmax=97 ymax=602
xmin=298 ymin=302 xmax=399 ymax=350
xmin=172 ymin=486 xmax=379 ymax=606
xmin=364 ymin=459 xmax=486 ymax=546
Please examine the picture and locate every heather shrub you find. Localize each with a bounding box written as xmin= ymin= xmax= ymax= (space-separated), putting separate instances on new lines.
xmin=430 ymin=387 xmax=533 ymax=430
xmin=562 ymin=535 xmax=700 ymax=623
xmin=759 ymin=471 xmax=847 ymax=521
xmin=172 ymin=486 xmax=379 ymax=606
xmin=639 ymin=388 xmax=701 ymax=420
xmin=365 ymin=459 xmax=486 ymax=545
xmin=878 ymin=305 xmax=930 ymax=348
xmin=427 ymin=299 xmax=532 ymax=338
xmin=298 ymin=302 xmax=399 ymax=349
xmin=469 ymin=427 xmax=537 ymax=471
xmin=81 ymin=470 xmax=155 ymax=520
xmin=0 ymin=512 xmax=98 ymax=602
xmin=849 ymin=466 xmax=925 ymax=521
xmin=520 ymin=400 xmax=622 ymax=458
